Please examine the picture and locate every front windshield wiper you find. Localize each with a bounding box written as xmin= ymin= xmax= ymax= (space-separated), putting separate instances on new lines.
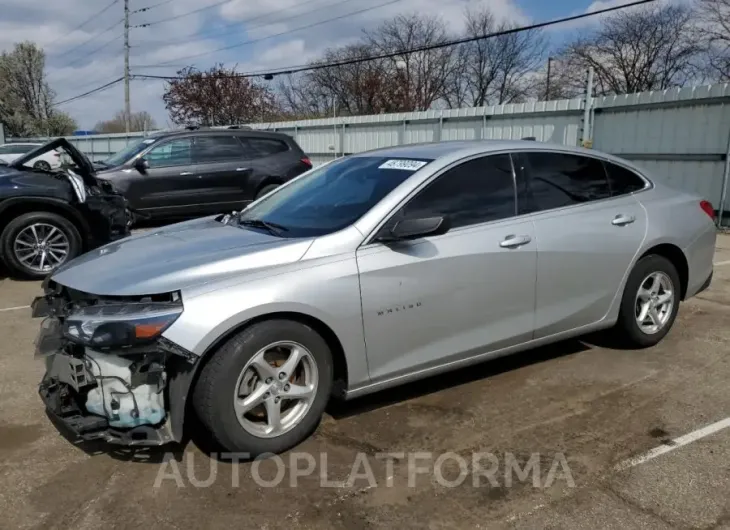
xmin=238 ymin=218 xmax=289 ymax=236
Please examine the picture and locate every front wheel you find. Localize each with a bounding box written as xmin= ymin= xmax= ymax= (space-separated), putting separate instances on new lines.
xmin=192 ymin=320 xmax=333 ymax=455
xmin=615 ymin=255 xmax=681 ymax=348
xmin=0 ymin=212 xmax=82 ymax=279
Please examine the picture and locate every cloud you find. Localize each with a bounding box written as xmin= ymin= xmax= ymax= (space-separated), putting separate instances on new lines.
xmin=1 ymin=0 xmax=529 ymax=130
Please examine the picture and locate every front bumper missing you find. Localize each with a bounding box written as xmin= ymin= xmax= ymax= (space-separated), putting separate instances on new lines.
xmin=39 ymin=375 xmax=174 ymax=446
xmin=39 ymin=360 xmax=177 ymax=446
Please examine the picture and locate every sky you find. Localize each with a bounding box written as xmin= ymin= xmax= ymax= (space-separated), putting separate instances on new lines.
xmin=0 ymin=0 xmax=632 ymax=130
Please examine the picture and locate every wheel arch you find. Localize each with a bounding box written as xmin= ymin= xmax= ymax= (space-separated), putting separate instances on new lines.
xmin=172 ymin=310 xmax=350 ymax=442
xmin=637 ymin=243 xmax=689 ymax=300
xmin=0 ymin=198 xmax=90 ymax=248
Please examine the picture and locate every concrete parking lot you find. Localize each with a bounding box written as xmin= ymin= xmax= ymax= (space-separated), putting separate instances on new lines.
xmin=1 ymin=235 xmax=730 ymax=530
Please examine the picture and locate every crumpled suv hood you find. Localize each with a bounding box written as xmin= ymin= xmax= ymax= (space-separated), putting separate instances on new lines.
xmin=50 ymin=216 xmax=314 ymax=296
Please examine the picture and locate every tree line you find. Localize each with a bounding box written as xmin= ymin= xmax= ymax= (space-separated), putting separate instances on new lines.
xmin=163 ymin=0 xmax=730 ymax=125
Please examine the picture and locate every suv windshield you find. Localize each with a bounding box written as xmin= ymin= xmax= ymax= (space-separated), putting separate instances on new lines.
xmin=239 ymin=156 xmax=432 ymax=238
xmin=103 ymin=137 xmax=160 ymax=167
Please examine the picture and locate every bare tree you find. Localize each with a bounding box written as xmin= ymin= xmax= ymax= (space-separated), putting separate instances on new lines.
xmin=696 ymin=0 xmax=730 ymax=81
xmin=364 ymin=14 xmax=454 ymax=111
xmin=558 ymin=4 xmax=702 ymax=96
xmin=445 ymin=8 xmax=545 ymax=108
xmin=95 ymin=110 xmax=157 ymax=133
xmin=0 ymin=41 xmax=76 ymax=136
xmin=163 ymin=64 xmax=282 ymax=126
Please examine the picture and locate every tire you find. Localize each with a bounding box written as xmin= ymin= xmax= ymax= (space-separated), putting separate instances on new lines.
xmin=0 ymin=212 xmax=82 ymax=280
xmin=192 ymin=319 xmax=333 ymax=455
xmin=255 ymin=184 xmax=279 ymax=200
xmin=33 ymin=160 xmax=52 ymax=171
xmin=615 ymin=255 xmax=681 ymax=348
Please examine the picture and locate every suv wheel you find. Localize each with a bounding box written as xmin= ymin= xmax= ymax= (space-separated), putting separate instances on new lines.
xmin=33 ymin=160 xmax=51 ymax=171
xmin=256 ymin=184 xmax=279 ymax=200
xmin=615 ymin=255 xmax=681 ymax=347
xmin=0 ymin=212 xmax=82 ymax=279
xmin=193 ymin=319 xmax=333 ymax=455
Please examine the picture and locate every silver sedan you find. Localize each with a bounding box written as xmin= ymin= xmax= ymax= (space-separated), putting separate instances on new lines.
xmin=34 ymin=140 xmax=717 ymax=455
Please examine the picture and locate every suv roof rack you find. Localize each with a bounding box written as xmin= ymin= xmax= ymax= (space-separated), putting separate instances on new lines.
xmin=521 ymin=136 xmax=536 ymax=141
xmin=227 ymin=125 xmax=252 ymax=130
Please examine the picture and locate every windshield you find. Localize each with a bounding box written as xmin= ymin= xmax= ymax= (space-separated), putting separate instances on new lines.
xmin=239 ymin=156 xmax=432 ymax=238
xmin=103 ymin=137 xmax=158 ymax=167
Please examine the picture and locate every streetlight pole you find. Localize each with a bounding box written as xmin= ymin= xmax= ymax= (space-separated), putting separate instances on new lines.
xmin=545 ymin=57 xmax=553 ymax=101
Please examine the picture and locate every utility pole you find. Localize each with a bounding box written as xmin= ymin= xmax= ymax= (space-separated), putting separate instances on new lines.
xmin=124 ymin=0 xmax=131 ymax=133
xmin=545 ymin=57 xmax=553 ymax=101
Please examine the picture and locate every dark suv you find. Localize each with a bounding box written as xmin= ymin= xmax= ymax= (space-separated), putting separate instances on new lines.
xmin=92 ymin=127 xmax=312 ymax=221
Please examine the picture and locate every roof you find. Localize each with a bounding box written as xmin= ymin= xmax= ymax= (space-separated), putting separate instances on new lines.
xmin=353 ymin=140 xmax=605 ymax=160
xmin=149 ymin=128 xmax=291 ymax=140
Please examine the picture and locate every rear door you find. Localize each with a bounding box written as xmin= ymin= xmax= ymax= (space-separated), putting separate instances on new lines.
xmin=357 ymin=154 xmax=537 ymax=382
xmin=191 ymin=134 xmax=254 ymax=213
xmin=513 ymin=151 xmax=647 ymax=338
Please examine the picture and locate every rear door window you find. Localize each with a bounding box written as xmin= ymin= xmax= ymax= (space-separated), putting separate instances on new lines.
xmin=604 ymin=161 xmax=647 ymax=196
xmin=515 ymin=152 xmax=611 ymax=213
xmin=193 ymin=135 xmax=247 ymax=163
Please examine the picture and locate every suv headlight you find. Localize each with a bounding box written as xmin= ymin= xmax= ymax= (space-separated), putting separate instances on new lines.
xmin=63 ymin=302 xmax=183 ymax=349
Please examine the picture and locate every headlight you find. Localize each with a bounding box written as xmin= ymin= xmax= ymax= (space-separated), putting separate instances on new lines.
xmin=63 ymin=302 xmax=183 ymax=349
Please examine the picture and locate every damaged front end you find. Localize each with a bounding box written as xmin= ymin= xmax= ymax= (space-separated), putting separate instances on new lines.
xmin=32 ymin=281 xmax=197 ymax=446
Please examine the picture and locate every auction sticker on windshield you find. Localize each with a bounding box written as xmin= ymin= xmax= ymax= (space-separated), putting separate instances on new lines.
xmin=379 ymin=159 xmax=428 ymax=171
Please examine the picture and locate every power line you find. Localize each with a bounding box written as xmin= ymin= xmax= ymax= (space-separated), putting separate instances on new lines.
xmin=137 ymin=0 xmax=404 ymax=68
xmin=134 ymin=0 xmax=230 ymax=27
xmin=54 ymin=77 xmax=125 ymax=106
xmin=132 ymin=0 xmax=176 ymax=14
xmin=134 ymin=0 xmax=338 ymax=47
xmin=45 ymin=0 xmax=120 ymax=50
xmin=136 ymin=0 xmax=656 ymax=79
xmin=64 ymin=34 xmax=123 ymax=69
xmin=53 ymin=17 xmax=124 ymax=60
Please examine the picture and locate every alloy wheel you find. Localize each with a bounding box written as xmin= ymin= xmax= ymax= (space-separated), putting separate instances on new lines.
xmin=234 ymin=341 xmax=319 ymax=438
xmin=634 ymin=271 xmax=675 ymax=335
xmin=13 ymin=223 xmax=70 ymax=273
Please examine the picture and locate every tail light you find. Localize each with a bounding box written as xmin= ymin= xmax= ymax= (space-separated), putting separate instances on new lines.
xmin=301 ymin=157 xmax=312 ymax=168
xmin=54 ymin=152 xmax=61 ymax=158
xmin=700 ymin=200 xmax=715 ymax=220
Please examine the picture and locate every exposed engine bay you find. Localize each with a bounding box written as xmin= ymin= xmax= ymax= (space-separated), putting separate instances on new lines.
xmin=33 ymin=283 xmax=197 ymax=445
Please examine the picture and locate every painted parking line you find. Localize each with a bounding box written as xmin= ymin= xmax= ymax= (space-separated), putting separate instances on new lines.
xmin=614 ymin=417 xmax=730 ymax=472
xmin=0 ymin=305 xmax=30 ymax=313
xmin=715 ymin=259 xmax=730 ymax=267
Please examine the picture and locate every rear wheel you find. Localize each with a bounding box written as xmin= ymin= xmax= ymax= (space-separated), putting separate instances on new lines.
xmin=255 ymin=184 xmax=279 ymax=200
xmin=192 ymin=319 xmax=333 ymax=455
xmin=615 ymin=255 xmax=681 ymax=347
xmin=0 ymin=212 xmax=82 ymax=279
xmin=33 ymin=160 xmax=51 ymax=171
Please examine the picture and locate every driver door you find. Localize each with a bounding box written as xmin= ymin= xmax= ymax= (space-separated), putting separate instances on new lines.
xmin=127 ymin=137 xmax=200 ymax=217
xmin=356 ymin=154 xmax=537 ymax=383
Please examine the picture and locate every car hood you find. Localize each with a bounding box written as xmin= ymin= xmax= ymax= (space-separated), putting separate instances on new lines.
xmin=50 ymin=216 xmax=315 ymax=296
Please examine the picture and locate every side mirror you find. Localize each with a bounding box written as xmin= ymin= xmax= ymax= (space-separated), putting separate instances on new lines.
xmin=378 ymin=216 xmax=450 ymax=242
xmin=134 ymin=157 xmax=149 ymax=173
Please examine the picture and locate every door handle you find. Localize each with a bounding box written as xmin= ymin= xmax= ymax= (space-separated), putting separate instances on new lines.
xmin=179 ymin=171 xmax=193 ymax=176
xmin=235 ymin=167 xmax=250 ymax=172
xmin=500 ymin=234 xmax=532 ymax=248
xmin=612 ymin=214 xmax=636 ymax=226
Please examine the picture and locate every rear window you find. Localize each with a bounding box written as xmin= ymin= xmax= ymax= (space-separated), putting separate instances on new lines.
xmin=604 ymin=161 xmax=647 ymax=196
xmin=239 ymin=156 xmax=433 ymax=237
